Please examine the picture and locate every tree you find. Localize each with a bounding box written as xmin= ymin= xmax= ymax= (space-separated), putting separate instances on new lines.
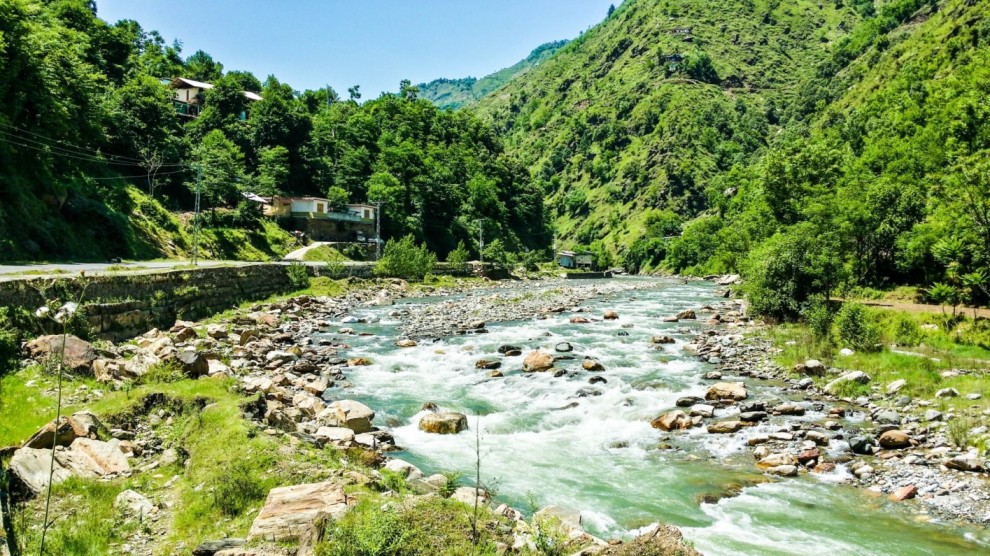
xmin=348 ymin=85 xmax=362 ymax=101
xmin=185 ymin=49 xmax=223 ymax=82
xmin=255 ymin=146 xmax=289 ymax=196
xmin=192 ymin=129 xmax=245 ymax=212
xmin=326 ymin=185 xmax=349 ymax=212
xmin=399 ymin=79 xmax=419 ymax=101
xmin=608 ymin=4 xmax=616 ymax=17
xmin=446 ymin=240 xmax=470 ymax=273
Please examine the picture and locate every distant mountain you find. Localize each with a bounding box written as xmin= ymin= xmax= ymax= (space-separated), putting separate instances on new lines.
xmin=417 ymin=40 xmax=568 ymax=110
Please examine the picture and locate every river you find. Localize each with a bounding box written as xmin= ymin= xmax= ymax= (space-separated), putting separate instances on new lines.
xmin=318 ymin=278 xmax=989 ymax=555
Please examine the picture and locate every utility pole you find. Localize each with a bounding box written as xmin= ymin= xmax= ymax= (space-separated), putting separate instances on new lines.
xmin=192 ymin=164 xmax=202 ymax=266
xmin=476 ymin=218 xmax=486 ymax=265
xmin=374 ymin=201 xmax=382 ymax=260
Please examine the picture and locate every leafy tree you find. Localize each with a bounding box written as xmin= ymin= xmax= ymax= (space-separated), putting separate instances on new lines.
xmin=185 ymin=49 xmax=223 ymax=82
xmin=373 ymin=235 xmax=436 ymax=279
xmin=192 ymin=129 xmax=245 ymax=212
xmin=255 ymin=146 xmax=289 ymax=196
xmin=446 ymin=240 xmax=470 ymax=273
xmin=326 ymin=185 xmax=349 ymax=212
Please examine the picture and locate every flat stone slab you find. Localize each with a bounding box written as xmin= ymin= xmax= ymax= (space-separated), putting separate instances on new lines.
xmin=248 ymin=481 xmax=350 ymax=542
xmin=54 ymin=438 xmax=130 ymax=478
xmin=10 ymin=447 xmax=72 ymax=494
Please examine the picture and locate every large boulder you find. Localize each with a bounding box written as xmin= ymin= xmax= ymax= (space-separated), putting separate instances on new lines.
xmin=22 ymin=412 xmax=104 ymax=449
xmin=676 ymin=309 xmax=697 ymax=320
xmin=651 ymin=410 xmax=693 ymax=431
xmin=54 ymin=438 xmax=130 ymax=478
xmin=523 ymin=351 xmax=554 ymax=372
xmin=172 ymin=349 xmax=209 ymax=377
xmin=824 ymin=371 xmax=871 ymax=394
xmin=945 ymin=453 xmax=986 ymax=473
xmin=314 ymin=426 xmax=356 ymax=447
xmin=419 ymin=412 xmax=468 ymax=434
xmin=705 ymin=382 xmax=748 ymax=401
xmin=9 ymin=447 xmax=72 ymax=494
xmin=707 ymin=421 xmax=743 ymax=434
xmin=247 ymin=482 xmax=351 ymax=542
xmin=318 ymin=400 xmax=375 ymax=433
xmin=878 ymin=430 xmax=912 ymax=449
xmin=115 ymin=489 xmax=155 ymax=520
xmin=25 ymin=334 xmax=96 ymax=373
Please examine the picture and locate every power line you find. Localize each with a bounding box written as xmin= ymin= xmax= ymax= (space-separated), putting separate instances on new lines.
xmin=0 ymin=121 xmax=148 ymax=163
xmin=0 ymin=127 xmax=185 ymax=168
xmin=85 ymin=168 xmax=189 ymax=180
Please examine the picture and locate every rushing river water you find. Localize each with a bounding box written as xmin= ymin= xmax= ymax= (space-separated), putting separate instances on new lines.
xmin=318 ymin=278 xmax=989 ymax=555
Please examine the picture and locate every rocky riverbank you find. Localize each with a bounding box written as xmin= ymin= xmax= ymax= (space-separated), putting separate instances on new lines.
xmin=662 ymin=309 xmax=990 ymax=527
xmin=3 ymin=276 xmax=705 ymax=556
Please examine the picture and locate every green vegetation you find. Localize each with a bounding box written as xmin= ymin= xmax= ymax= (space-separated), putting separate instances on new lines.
xmin=418 ymin=40 xmax=569 ymax=109
xmin=770 ymin=307 xmax=990 ymax=416
xmin=373 ymin=235 xmax=437 ymax=280
xmin=302 ymin=245 xmax=350 ymax=263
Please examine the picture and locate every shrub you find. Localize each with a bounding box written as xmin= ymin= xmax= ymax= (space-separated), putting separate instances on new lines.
xmin=287 ymin=261 xmax=310 ymax=290
xmin=947 ymin=416 xmax=977 ymax=449
xmin=802 ymin=296 xmax=834 ymax=343
xmin=212 ymin=460 xmax=266 ymax=517
xmin=377 ymin=469 xmax=408 ymax=494
xmin=892 ymin=315 xmax=922 ymax=347
xmin=320 ymin=499 xmax=410 ymax=556
xmin=0 ymin=308 xmax=20 ymax=374
xmin=532 ymin=515 xmax=569 ymax=556
xmin=373 ymin=235 xmax=436 ymax=280
xmin=834 ymin=303 xmax=881 ymax=352
xmin=446 ymin=241 xmax=470 ymax=275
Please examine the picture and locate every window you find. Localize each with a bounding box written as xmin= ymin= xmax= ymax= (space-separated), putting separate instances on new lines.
xmin=317 ymin=203 xmax=325 ymax=213
xmin=364 ymin=209 xmax=371 ymax=219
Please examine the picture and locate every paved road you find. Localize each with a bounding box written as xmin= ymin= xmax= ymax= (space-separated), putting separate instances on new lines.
xmin=0 ymin=260 xmax=248 ymax=281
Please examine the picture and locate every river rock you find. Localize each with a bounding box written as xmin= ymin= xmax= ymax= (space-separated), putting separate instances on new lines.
xmin=554 ymin=342 xmax=573 ymax=353
xmin=690 ymin=404 xmax=715 ymax=418
xmin=850 ymin=436 xmax=875 ymax=455
xmin=924 ymin=409 xmax=943 ymax=422
xmin=25 ymin=334 xmax=97 ymax=373
xmin=890 ymin=485 xmax=918 ymax=502
xmin=705 ymin=382 xmax=748 ymax=401
xmin=766 ymin=465 xmax=798 ymax=477
xmin=676 ymin=396 xmax=704 ymax=407
xmin=319 ymin=400 xmax=375 ymax=433
xmin=797 ymin=448 xmax=820 ymax=465
xmin=651 ymin=410 xmax=693 ymax=431
xmin=707 ymin=421 xmax=743 ymax=434
xmin=738 ymin=411 xmax=767 ymax=423
xmin=22 ymin=414 xmax=95 ymax=449
xmin=498 ymin=345 xmax=523 ymax=354
xmin=945 ymin=453 xmax=986 ymax=472
xmin=523 ymin=351 xmax=555 ymax=372
xmin=383 ymin=458 xmax=423 ymax=480
xmin=757 ymin=453 xmax=798 ymax=469
xmin=451 ymin=486 xmax=490 ymax=506
xmin=935 ymin=388 xmax=959 ymax=398
xmin=570 ymin=316 xmax=591 ymax=324
xmin=886 ymin=379 xmax=907 ymax=395
xmin=603 ymin=310 xmax=619 ymax=320
xmin=874 ymin=410 xmax=901 ymax=425
xmin=802 ymin=359 xmax=826 ymax=376
xmin=772 ymin=403 xmax=805 ymax=416
xmin=651 ymin=336 xmax=675 ymax=345
xmin=346 ymin=357 xmax=373 ymax=367
xmin=879 ymin=430 xmax=912 ymax=449
xmin=824 ymin=371 xmax=871 ymax=394
xmin=395 ymin=339 xmax=418 ymax=348
xmin=248 ymin=481 xmax=350 ymax=542
xmin=582 ymin=359 xmax=605 ymax=372
xmin=419 ymin=412 xmax=468 ymax=434
xmin=475 ymin=359 xmax=502 ymax=370
xmin=676 ymin=309 xmax=697 ymax=320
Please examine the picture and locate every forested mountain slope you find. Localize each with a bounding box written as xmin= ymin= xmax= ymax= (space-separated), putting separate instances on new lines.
xmin=417 ymin=41 xmax=568 ymax=110
xmin=474 ymin=0 xmax=862 ymax=256
xmin=0 ymin=0 xmax=546 ymax=262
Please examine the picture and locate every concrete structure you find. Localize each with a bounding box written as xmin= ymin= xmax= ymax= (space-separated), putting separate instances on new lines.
xmin=557 ymin=250 xmax=593 ymax=269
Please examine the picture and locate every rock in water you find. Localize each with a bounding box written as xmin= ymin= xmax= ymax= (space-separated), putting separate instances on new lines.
xmin=523 ymin=351 xmax=554 ymax=372
xmin=395 ymin=339 xmax=418 ymax=348
xmin=603 ymin=310 xmax=619 ymax=320
xmin=676 ymin=309 xmax=697 ymax=320
xmin=25 ymin=334 xmax=97 ymax=373
xmin=419 ymin=412 xmax=468 ymax=434
xmin=705 ymin=382 xmax=748 ymax=401
xmin=890 ymin=485 xmax=918 ymax=501
xmin=582 ymin=359 xmax=605 ymax=372
xmin=248 ymin=482 xmax=350 ymax=542
xmin=651 ymin=410 xmax=693 ymax=431
xmin=707 ymin=421 xmax=743 ymax=434
xmin=319 ymin=401 xmax=375 ymax=433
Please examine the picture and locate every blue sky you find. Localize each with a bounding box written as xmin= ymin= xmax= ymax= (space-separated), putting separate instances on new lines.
xmin=95 ymin=1 xmax=619 ymax=96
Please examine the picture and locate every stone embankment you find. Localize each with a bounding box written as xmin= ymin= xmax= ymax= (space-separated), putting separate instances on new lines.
xmin=654 ymin=306 xmax=990 ymax=525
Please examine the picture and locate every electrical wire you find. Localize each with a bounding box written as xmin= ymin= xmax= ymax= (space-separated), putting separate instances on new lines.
xmin=0 ymin=132 xmax=185 ymax=168
xmin=0 ymin=121 xmax=148 ymax=163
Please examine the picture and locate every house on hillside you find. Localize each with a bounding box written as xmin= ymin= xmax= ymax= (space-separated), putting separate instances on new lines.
xmin=557 ymin=250 xmax=593 ymax=270
xmin=169 ymin=77 xmax=262 ymax=118
xmin=258 ymin=196 xmax=377 ymax=242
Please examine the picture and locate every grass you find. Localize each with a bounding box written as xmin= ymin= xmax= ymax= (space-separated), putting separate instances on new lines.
xmin=768 ymin=308 xmax=990 ymax=415
xmin=302 ymin=246 xmax=350 ymax=263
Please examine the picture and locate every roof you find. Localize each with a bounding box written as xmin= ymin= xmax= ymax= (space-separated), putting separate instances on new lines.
xmin=347 ymin=204 xmax=376 ymax=209
xmin=170 ymin=77 xmax=262 ymax=101
xmin=241 ymin=192 xmax=267 ymax=203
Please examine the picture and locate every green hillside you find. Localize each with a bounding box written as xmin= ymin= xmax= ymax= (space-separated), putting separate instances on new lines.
xmin=418 ymin=40 xmax=568 ymax=110
xmin=474 ymin=0 xmax=861 ymax=256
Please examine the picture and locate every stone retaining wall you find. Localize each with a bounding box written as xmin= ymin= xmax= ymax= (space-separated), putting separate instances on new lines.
xmin=0 ymin=262 xmax=503 ymax=341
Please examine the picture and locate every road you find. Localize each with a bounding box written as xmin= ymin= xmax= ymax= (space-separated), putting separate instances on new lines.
xmin=0 ymin=260 xmax=248 ymax=281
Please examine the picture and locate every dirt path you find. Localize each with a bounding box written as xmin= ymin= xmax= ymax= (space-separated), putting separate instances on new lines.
xmin=846 ymin=299 xmax=990 ymax=318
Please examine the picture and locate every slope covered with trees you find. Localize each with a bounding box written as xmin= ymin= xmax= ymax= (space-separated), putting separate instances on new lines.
xmin=417 ymin=40 xmax=568 ymax=110
xmin=0 ymin=0 xmax=547 ymax=262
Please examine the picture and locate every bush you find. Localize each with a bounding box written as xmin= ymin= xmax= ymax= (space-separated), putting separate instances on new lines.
xmin=0 ymin=308 xmax=20 ymax=374
xmin=892 ymin=315 xmax=922 ymax=347
xmin=320 ymin=499 xmax=410 ymax=556
xmin=374 ymin=235 xmax=437 ymax=280
xmin=802 ymin=296 xmax=834 ymax=344
xmin=287 ymin=261 xmax=310 ymax=290
xmin=446 ymin=241 xmax=470 ymax=274
xmin=212 ymin=460 xmax=267 ymax=517
xmin=834 ymin=303 xmax=881 ymax=352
